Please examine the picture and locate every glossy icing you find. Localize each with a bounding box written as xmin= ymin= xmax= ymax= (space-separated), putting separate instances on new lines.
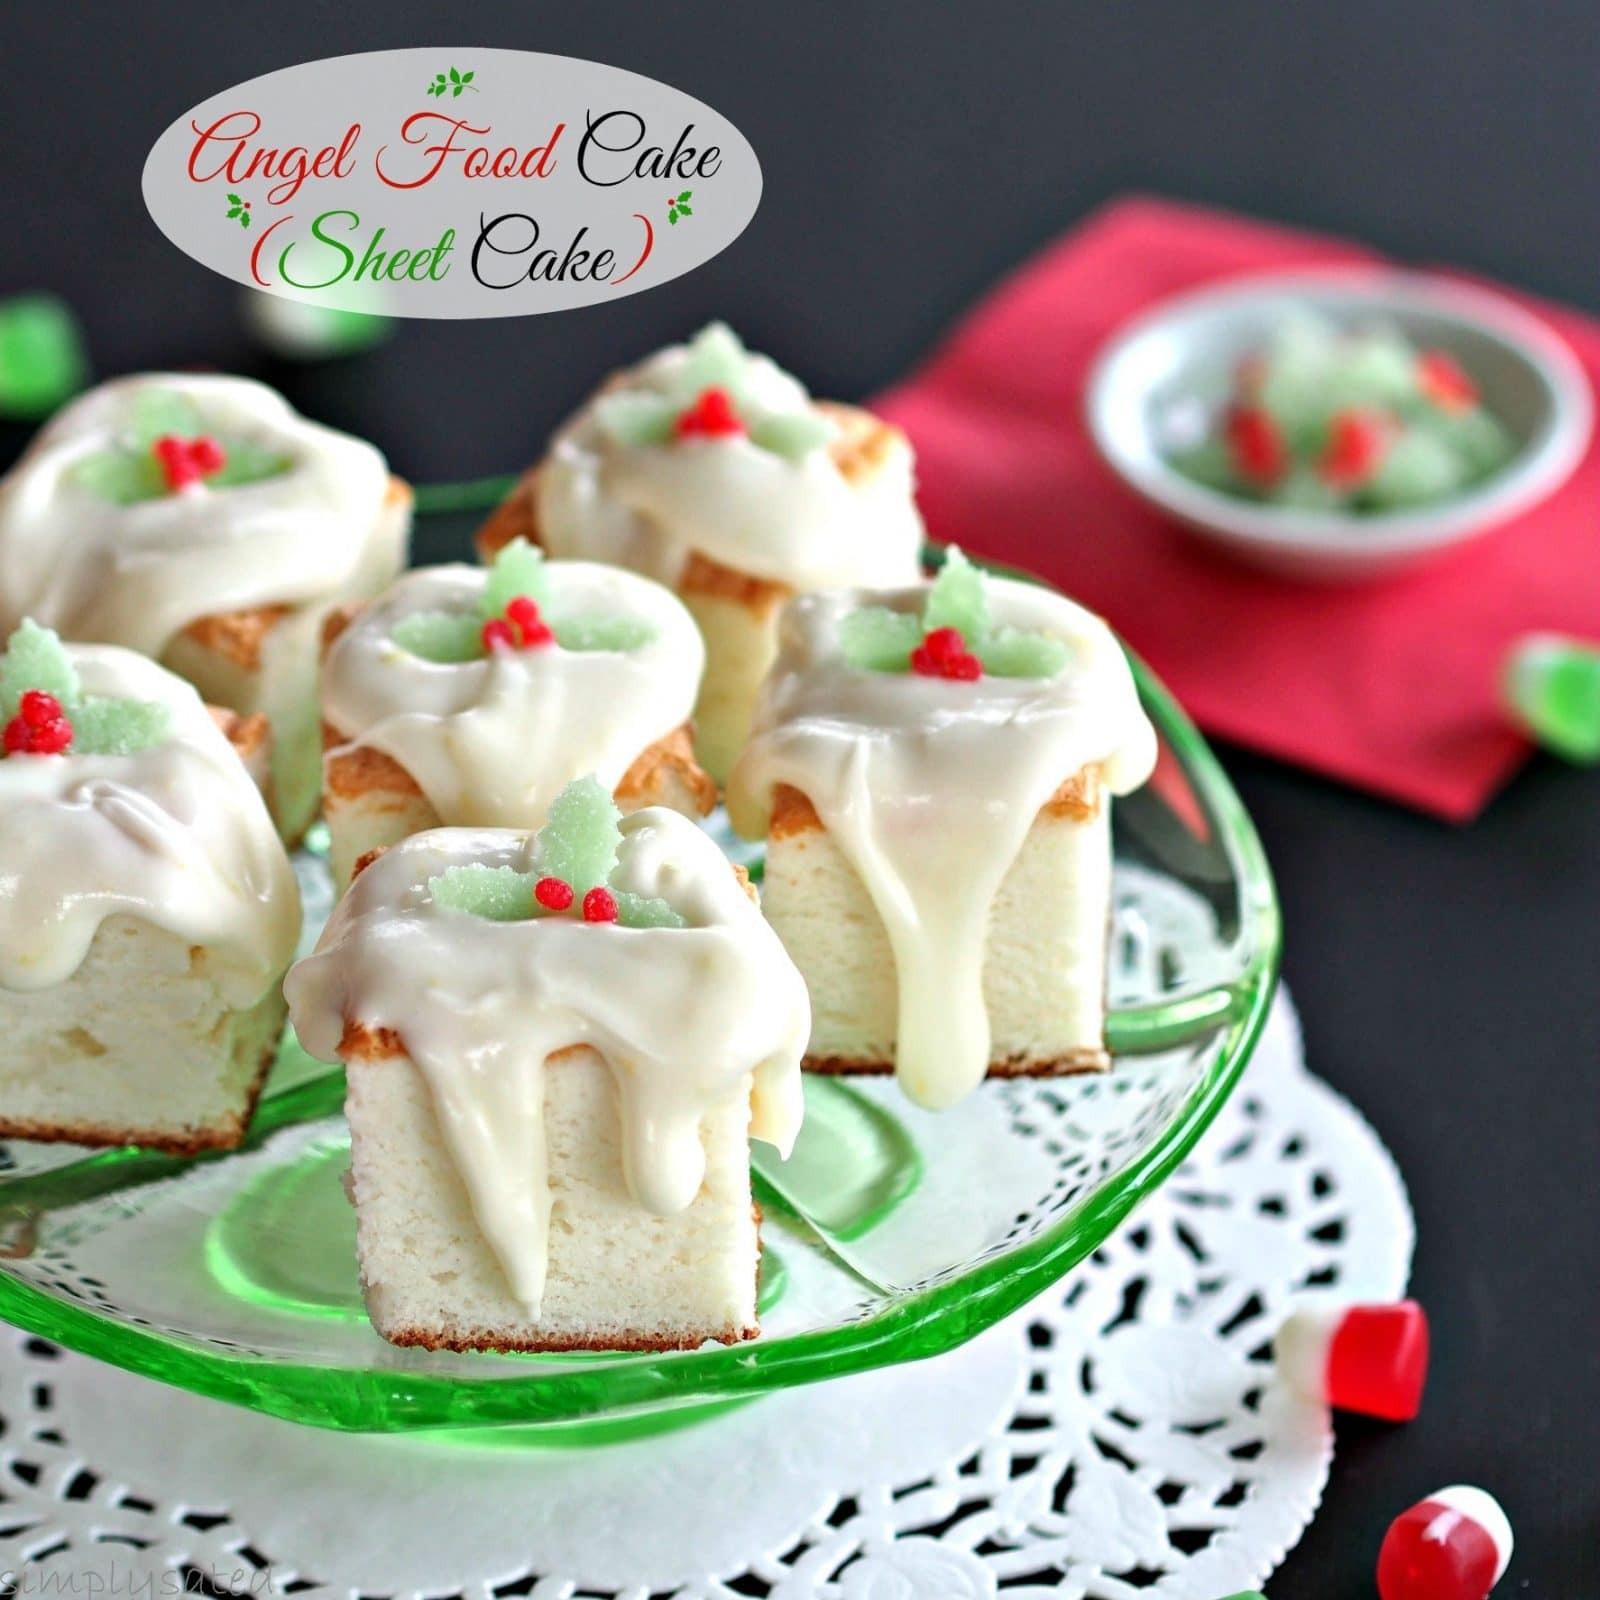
xmin=727 ymin=577 xmax=1157 ymax=1110
xmin=537 ymin=326 xmax=925 ymax=591
xmin=285 ymin=810 xmax=810 ymax=1312
xmin=322 ymin=562 xmax=705 ymax=828
xmin=0 ymin=643 xmax=301 ymax=1001
xmin=0 ymin=373 xmax=395 ymax=655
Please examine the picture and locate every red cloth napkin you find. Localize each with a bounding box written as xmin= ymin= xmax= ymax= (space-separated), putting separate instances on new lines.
xmin=873 ymin=195 xmax=1600 ymax=821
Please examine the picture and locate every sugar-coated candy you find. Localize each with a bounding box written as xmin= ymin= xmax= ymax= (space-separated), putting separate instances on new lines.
xmin=1377 ymin=1485 xmax=1512 ymax=1600
xmin=1274 ymin=1298 xmax=1429 ymax=1420
xmin=0 ymin=294 xmax=88 ymax=419
xmin=1503 ymin=634 xmax=1600 ymax=765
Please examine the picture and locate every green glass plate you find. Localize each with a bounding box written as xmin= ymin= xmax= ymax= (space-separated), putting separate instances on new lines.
xmin=0 ymin=614 xmax=1279 ymax=1440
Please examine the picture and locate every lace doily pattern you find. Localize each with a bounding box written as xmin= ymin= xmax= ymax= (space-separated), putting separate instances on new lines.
xmin=0 ymin=995 xmax=1410 ymax=1599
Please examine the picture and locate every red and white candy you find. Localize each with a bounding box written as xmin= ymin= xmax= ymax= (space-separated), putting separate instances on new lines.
xmin=1377 ymin=1485 xmax=1512 ymax=1600
xmin=1274 ymin=1298 xmax=1429 ymax=1420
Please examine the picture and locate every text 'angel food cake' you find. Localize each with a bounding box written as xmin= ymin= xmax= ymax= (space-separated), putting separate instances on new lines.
xmin=727 ymin=550 xmax=1158 ymax=1111
xmin=477 ymin=323 xmax=925 ymax=782
xmin=319 ymin=538 xmax=715 ymax=888
xmin=285 ymin=779 xmax=810 ymax=1353
xmin=0 ymin=374 xmax=413 ymax=841
xmin=0 ymin=622 xmax=300 ymax=1152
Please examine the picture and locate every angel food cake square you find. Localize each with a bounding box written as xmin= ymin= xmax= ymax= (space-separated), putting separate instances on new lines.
xmin=727 ymin=550 xmax=1157 ymax=1111
xmin=285 ymin=780 xmax=809 ymax=1353
xmin=0 ymin=623 xmax=301 ymax=1152
xmin=319 ymin=538 xmax=715 ymax=889
xmin=0 ymin=374 xmax=412 ymax=841
xmin=476 ymin=323 xmax=926 ymax=782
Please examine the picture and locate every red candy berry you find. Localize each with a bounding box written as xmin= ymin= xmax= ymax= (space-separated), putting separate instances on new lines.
xmin=3 ymin=691 xmax=72 ymax=756
xmin=1224 ymin=404 xmax=1288 ymax=487
xmin=485 ymin=596 xmax=555 ymax=652
xmin=582 ymin=886 xmax=619 ymax=923
xmin=534 ymin=876 xmax=574 ymax=912
xmin=1418 ymin=349 xmax=1479 ymax=413
xmin=481 ymin=618 xmax=518 ymax=652
xmin=674 ymin=386 xmax=745 ymax=439
xmin=1319 ymin=409 xmax=1389 ymax=488
xmin=911 ymin=625 xmax=984 ymax=681
xmin=152 ymin=434 xmax=228 ymax=493
xmin=1377 ymin=1486 xmax=1512 ymax=1600
xmin=1275 ymin=1299 xmax=1430 ymax=1421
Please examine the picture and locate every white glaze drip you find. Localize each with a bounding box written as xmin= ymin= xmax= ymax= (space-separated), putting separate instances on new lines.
xmin=285 ymin=811 xmax=809 ymax=1312
xmin=538 ymin=334 xmax=924 ymax=590
xmin=0 ymin=374 xmax=394 ymax=655
xmin=0 ymin=644 xmax=301 ymax=1001
xmin=321 ymin=562 xmax=705 ymax=827
xmin=727 ymin=579 xmax=1157 ymax=1110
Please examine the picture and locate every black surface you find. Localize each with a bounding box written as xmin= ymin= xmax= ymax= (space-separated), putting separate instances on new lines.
xmin=3 ymin=4 xmax=1597 ymax=1594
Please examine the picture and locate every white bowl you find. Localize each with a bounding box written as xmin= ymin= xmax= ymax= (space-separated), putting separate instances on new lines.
xmin=1085 ymin=269 xmax=1593 ymax=582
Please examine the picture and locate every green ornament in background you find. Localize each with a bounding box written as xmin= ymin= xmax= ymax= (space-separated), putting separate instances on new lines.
xmin=0 ymin=294 xmax=89 ymax=419
xmin=241 ymin=290 xmax=394 ymax=362
xmin=1504 ymin=634 xmax=1600 ymax=764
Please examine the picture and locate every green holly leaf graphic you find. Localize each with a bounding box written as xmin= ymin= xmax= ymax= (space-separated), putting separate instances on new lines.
xmin=668 ymin=209 xmax=678 ymax=225
xmin=676 ymin=204 xmax=692 ymax=217
xmin=241 ymin=213 xmax=251 ymax=228
xmin=678 ymin=190 xmax=692 ymax=203
xmin=226 ymin=193 xmax=242 ymax=206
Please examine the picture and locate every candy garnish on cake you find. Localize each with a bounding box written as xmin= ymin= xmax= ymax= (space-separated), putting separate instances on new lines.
xmin=389 ymin=539 xmax=656 ymax=664
xmin=591 ymin=323 xmax=832 ymax=462
xmin=66 ymin=387 xmax=291 ymax=505
xmin=321 ymin=553 xmax=705 ymax=831
xmin=727 ymin=560 xmax=1157 ymax=1109
xmin=1 ymin=620 xmax=170 ymax=758
xmin=285 ymin=788 xmax=810 ymax=1313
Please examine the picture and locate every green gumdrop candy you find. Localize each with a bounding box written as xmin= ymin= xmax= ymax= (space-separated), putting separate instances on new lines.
xmin=68 ymin=447 xmax=168 ymax=505
xmin=613 ymin=890 xmax=687 ymax=930
xmin=1274 ymin=466 xmax=1347 ymax=512
xmin=0 ymin=295 xmax=89 ymax=419
xmin=748 ymin=409 xmax=831 ymax=462
xmin=1259 ymin=313 xmax=1342 ymax=443
xmin=922 ymin=545 xmax=989 ymax=640
xmin=1504 ymin=635 xmax=1600 ymax=764
xmin=839 ymin=606 xmax=923 ymax=673
xmin=1168 ymin=436 xmax=1236 ymax=494
xmin=675 ymin=321 xmax=748 ymax=398
xmin=1327 ymin=330 xmax=1419 ymax=412
xmin=1364 ymin=426 xmax=1465 ymax=510
xmin=1443 ymin=407 xmax=1516 ymax=480
xmin=128 ymin=388 xmax=205 ymax=449
xmin=0 ymin=619 xmax=80 ymax=717
xmin=480 ymin=537 xmax=550 ymax=619
xmin=428 ymin=863 xmax=537 ymax=921
xmin=538 ymin=776 xmax=620 ymax=895
xmin=594 ymin=390 xmax=678 ymax=448
xmin=977 ymin=627 xmax=1070 ymax=679
xmin=70 ymin=697 xmax=172 ymax=756
xmin=391 ymin=611 xmax=485 ymax=664
xmin=552 ymin=614 xmax=656 ymax=653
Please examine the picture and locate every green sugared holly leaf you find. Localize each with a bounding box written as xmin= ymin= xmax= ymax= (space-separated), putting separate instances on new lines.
xmin=595 ymin=390 xmax=678 ymax=447
xmin=0 ymin=619 xmax=80 ymax=719
xmin=128 ymin=388 xmax=205 ymax=448
xmin=749 ymin=409 xmax=830 ymax=461
xmin=922 ymin=545 xmax=989 ymax=640
xmin=428 ymin=863 xmax=537 ymax=921
xmin=538 ymin=776 xmax=621 ymax=896
xmin=551 ymin=614 xmax=655 ymax=653
xmin=391 ymin=611 xmax=484 ymax=664
xmin=976 ymin=627 xmax=1069 ymax=679
xmin=839 ymin=606 xmax=923 ymax=673
xmin=67 ymin=448 xmax=167 ymax=505
xmin=675 ymin=322 xmax=747 ymax=398
xmin=479 ymin=536 xmax=550 ymax=619
xmin=70 ymin=696 xmax=172 ymax=755
xmin=613 ymin=890 xmax=687 ymax=930
xmin=207 ymin=438 xmax=292 ymax=487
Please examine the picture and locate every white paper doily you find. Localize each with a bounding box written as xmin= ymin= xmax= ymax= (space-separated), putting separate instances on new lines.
xmin=0 ymin=992 xmax=1410 ymax=1599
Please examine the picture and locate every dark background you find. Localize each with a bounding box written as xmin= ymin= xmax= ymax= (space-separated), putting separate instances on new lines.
xmin=3 ymin=3 xmax=1597 ymax=1594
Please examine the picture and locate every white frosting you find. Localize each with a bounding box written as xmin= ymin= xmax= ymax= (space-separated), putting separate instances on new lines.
xmin=727 ymin=578 xmax=1157 ymax=1110
xmin=0 ymin=644 xmax=301 ymax=1002
xmin=538 ymin=334 xmax=925 ymax=591
xmin=0 ymin=374 xmax=394 ymax=656
xmin=321 ymin=561 xmax=705 ymax=829
xmin=285 ymin=811 xmax=810 ymax=1313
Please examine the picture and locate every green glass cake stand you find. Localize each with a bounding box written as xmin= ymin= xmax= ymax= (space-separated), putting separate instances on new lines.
xmin=0 ymin=579 xmax=1280 ymax=1442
